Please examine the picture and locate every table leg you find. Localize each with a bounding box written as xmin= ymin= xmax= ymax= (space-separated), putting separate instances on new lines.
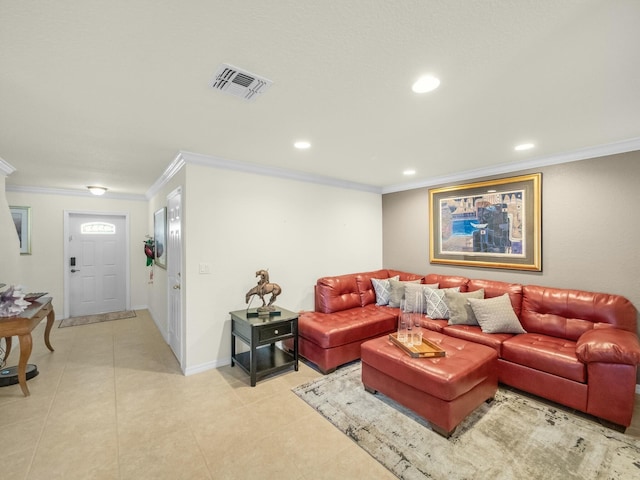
xmin=2 ymin=336 xmax=11 ymax=363
xmin=44 ymin=308 xmax=55 ymax=352
xmin=18 ymin=334 xmax=33 ymax=396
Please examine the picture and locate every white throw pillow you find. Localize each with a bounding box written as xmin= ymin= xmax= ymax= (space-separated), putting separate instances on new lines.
xmin=371 ymin=276 xmax=399 ymax=306
xmin=467 ymin=293 xmax=526 ymax=334
xmin=425 ymin=287 xmax=460 ymax=319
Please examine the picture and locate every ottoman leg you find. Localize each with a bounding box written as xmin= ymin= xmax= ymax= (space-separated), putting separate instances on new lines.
xmin=364 ymin=385 xmax=377 ymax=394
xmin=431 ymin=424 xmax=456 ymax=439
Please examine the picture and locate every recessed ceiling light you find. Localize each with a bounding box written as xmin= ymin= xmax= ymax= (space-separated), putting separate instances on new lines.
xmin=87 ymin=186 xmax=107 ymax=196
xmin=514 ymin=143 xmax=535 ymax=151
xmin=403 ymin=169 xmax=416 ymax=176
xmin=412 ymin=75 xmax=440 ymax=93
xmin=294 ymin=140 xmax=311 ymax=149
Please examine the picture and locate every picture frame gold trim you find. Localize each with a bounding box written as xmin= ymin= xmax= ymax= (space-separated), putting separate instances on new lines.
xmin=10 ymin=205 xmax=32 ymax=255
xmin=154 ymin=207 xmax=167 ymax=269
xmin=429 ymin=173 xmax=541 ymax=271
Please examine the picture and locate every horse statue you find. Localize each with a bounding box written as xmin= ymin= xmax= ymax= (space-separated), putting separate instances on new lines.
xmin=245 ymin=269 xmax=282 ymax=311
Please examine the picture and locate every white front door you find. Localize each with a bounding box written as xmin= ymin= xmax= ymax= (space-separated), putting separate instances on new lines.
xmin=167 ymin=189 xmax=183 ymax=366
xmin=68 ymin=213 xmax=127 ymax=317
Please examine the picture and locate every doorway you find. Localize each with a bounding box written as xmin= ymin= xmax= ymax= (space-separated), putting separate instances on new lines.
xmin=64 ymin=211 xmax=130 ymax=318
xmin=167 ymin=188 xmax=183 ymax=368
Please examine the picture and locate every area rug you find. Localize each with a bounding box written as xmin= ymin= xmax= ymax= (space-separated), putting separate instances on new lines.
xmin=59 ymin=310 xmax=136 ymax=328
xmin=292 ymin=363 xmax=640 ymax=480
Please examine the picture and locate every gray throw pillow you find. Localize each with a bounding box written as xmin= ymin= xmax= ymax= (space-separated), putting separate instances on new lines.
xmin=388 ymin=278 xmax=421 ymax=308
xmin=445 ymin=289 xmax=485 ymax=325
xmin=371 ymin=276 xmax=399 ymax=306
xmin=467 ymin=293 xmax=527 ymax=334
xmin=404 ymin=282 xmax=439 ymax=313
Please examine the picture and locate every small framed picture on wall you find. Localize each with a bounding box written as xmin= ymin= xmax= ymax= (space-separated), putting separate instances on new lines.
xmin=10 ymin=205 xmax=32 ymax=255
xmin=154 ymin=207 xmax=167 ymax=269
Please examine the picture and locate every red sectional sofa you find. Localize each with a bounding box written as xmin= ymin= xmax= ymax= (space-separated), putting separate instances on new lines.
xmin=292 ymin=269 xmax=640 ymax=429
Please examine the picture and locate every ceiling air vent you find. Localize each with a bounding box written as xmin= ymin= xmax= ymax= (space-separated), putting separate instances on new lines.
xmin=210 ymin=63 xmax=273 ymax=101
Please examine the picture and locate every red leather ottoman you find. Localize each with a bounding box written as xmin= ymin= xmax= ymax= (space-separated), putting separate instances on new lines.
xmin=361 ymin=332 xmax=498 ymax=437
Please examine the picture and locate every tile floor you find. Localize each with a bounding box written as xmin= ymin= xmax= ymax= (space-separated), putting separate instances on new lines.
xmin=1 ymin=310 xmax=638 ymax=479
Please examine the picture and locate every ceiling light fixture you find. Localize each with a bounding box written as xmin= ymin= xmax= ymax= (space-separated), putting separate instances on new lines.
xmin=294 ymin=140 xmax=311 ymax=149
xmin=88 ymin=186 xmax=107 ymax=196
xmin=412 ymin=75 xmax=440 ymax=93
xmin=514 ymin=143 xmax=535 ymax=151
xmin=403 ymin=169 xmax=416 ymax=176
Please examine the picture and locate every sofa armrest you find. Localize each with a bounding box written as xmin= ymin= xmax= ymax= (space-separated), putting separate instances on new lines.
xmin=576 ymin=328 xmax=640 ymax=365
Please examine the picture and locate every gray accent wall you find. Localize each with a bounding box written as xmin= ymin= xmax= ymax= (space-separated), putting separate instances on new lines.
xmin=382 ymin=150 xmax=640 ymax=382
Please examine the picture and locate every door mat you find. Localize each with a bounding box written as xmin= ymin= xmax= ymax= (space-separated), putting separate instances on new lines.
xmin=293 ymin=363 xmax=640 ymax=480
xmin=59 ymin=310 xmax=137 ymax=328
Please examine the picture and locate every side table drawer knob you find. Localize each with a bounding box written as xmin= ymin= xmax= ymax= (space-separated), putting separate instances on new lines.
xmin=275 ymin=329 xmax=279 ymax=334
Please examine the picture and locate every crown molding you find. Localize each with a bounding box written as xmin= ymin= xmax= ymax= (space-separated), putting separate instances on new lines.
xmin=145 ymin=152 xmax=186 ymax=199
xmin=4 ymin=184 xmax=146 ymax=201
xmin=170 ymin=150 xmax=381 ymax=194
xmin=0 ymin=156 xmax=16 ymax=176
xmin=382 ymin=136 xmax=640 ymax=194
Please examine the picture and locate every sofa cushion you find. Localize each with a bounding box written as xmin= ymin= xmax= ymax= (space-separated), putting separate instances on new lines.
xmin=388 ymin=278 xmax=422 ymax=307
xmin=422 ymin=317 xmax=448 ymax=333
xmin=424 ymin=287 xmax=460 ymax=319
xmin=468 ymin=294 xmax=526 ymax=334
xmin=443 ymin=324 xmax=513 ymax=356
xmin=315 ymin=274 xmax=363 ymax=313
xmin=501 ymin=334 xmax=586 ymax=383
xmin=467 ymin=279 xmax=523 ymax=317
xmin=446 ymin=289 xmax=485 ymax=325
xmin=521 ymin=285 xmax=638 ymax=338
xmin=424 ymin=274 xmax=469 ymax=291
xmin=371 ymin=276 xmax=399 ymax=306
xmin=298 ymin=304 xmax=397 ymax=349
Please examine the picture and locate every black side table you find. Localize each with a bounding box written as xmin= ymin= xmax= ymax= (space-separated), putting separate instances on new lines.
xmin=230 ymin=307 xmax=298 ymax=386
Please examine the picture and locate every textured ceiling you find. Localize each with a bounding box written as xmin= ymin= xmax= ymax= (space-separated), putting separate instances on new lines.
xmin=1 ymin=1 xmax=639 ymax=197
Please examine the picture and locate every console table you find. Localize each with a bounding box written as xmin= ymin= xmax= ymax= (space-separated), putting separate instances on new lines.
xmin=0 ymin=297 xmax=55 ymax=396
xmin=230 ymin=307 xmax=298 ymax=386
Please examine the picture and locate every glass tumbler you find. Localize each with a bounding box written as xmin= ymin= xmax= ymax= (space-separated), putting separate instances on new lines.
xmin=411 ymin=292 xmax=423 ymax=346
xmin=397 ymin=299 xmax=409 ymax=344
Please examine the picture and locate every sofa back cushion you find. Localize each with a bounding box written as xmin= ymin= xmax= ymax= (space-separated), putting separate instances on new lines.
xmin=315 ymin=269 xmax=424 ymax=313
xmin=521 ymin=285 xmax=637 ymax=340
xmin=315 ymin=273 xmax=364 ymax=313
xmin=467 ymin=279 xmax=523 ymax=317
xmin=424 ymin=274 xmax=469 ymax=291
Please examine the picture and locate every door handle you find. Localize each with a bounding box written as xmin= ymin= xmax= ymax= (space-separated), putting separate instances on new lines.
xmin=71 ymin=269 xmax=81 ymax=273
xmin=173 ymin=284 xmax=181 ymax=290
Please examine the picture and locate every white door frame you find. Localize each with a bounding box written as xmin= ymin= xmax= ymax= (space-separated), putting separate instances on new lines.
xmin=63 ymin=210 xmax=131 ymax=319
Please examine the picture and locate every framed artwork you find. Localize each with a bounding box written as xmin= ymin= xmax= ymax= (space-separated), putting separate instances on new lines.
xmin=10 ymin=206 xmax=32 ymax=255
xmin=429 ymin=173 xmax=541 ymax=271
xmin=154 ymin=207 xmax=167 ymax=269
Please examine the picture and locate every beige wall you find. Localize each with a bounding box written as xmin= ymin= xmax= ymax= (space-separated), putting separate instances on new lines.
xmin=147 ymin=162 xmax=384 ymax=374
xmin=4 ymin=190 xmax=149 ymax=318
xmin=382 ymin=151 xmax=640 ymax=381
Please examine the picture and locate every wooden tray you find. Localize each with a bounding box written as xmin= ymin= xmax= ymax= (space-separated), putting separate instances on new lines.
xmin=389 ymin=332 xmax=446 ymax=358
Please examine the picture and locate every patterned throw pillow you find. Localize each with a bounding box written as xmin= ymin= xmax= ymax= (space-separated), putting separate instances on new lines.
xmin=425 ymin=287 xmax=460 ymax=319
xmin=371 ymin=276 xmax=399 ymax=306
xmin=467 ymin=293 xmax=527 ymax=334
xmin=445 ymin=289 xmax=485 ymax=325
xmin=404 ymin=282 xmax=439 ymax=313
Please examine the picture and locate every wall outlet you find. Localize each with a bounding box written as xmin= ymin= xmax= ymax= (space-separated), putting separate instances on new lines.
xmin=198 ymin=263 xmax=211 ymax=274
